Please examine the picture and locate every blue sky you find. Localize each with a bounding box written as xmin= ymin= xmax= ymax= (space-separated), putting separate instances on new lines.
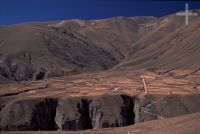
xmin=0 ymin=0 xmax=200 ymax=25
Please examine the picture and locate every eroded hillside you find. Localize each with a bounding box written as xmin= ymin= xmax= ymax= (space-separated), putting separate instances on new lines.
xmin=0 ymin=16 xmax=156 ymax=83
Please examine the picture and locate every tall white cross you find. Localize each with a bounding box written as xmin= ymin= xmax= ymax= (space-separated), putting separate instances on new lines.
xmin=176 ymin=3 xmax=198 ymax=25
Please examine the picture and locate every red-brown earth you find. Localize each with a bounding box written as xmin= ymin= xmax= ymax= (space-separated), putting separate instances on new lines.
xmin=1 ymin=10 xmax=200 ymax=134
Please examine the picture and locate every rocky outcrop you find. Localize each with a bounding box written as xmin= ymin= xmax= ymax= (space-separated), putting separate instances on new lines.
xmin=89 ymin=95 xmax=134 ymax=129
xmin=30 ymin=98 xmax=58 ymax=130
xmin=134 ymin=94 xmax=200 ymax=123
xmin=0 ymin=94 xmax=135 ymax=131
xmin=0 ymin=56 xmax=34 ymax=83
xmin=55 ymin=98 xmax=93 ymax=130
xmin=0 ymin=98 xmax=58 ymax=131
xmin=1 ymin=94 xmax=200 ymax=131
xmin=55 ymin=94 xmax=135 ymax=130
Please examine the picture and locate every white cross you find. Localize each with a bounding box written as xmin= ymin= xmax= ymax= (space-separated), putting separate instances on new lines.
xmin=176 ymin=3 xmax=198 ymax=25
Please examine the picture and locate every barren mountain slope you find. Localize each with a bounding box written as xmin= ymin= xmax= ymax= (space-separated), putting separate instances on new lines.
xmin=0 ymin=17 xmax=156 ymax=83
xmin=118 ymin=10 xmax=200 ymax=73
xmin=98 ymin=112 xmax=200 ymax=134
xmin=1 ymin=10 xmax=200 ymax=83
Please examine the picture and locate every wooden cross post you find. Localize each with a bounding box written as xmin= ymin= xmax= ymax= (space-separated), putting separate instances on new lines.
xmin=141 ymin=76 xmax=149 ymax=95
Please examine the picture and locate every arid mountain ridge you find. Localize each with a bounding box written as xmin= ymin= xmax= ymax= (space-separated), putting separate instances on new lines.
xmin=0 ymin=16 xmax=154 ymax=83
xmin=1 ymin=10 xmax=200 ymax=83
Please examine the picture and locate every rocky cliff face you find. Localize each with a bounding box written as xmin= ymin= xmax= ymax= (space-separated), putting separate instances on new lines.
xmin=31 ymin=98 xmax=58 ymax=130
xmin=1 ymin=93 xmax=200 ymax=131
xmin=134 ymin=94 xmax=200 ymax=123
xmin=0 ymin=94 xmax=135 ymax=131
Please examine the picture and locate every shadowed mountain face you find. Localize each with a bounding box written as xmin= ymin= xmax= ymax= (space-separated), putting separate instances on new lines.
xmin=0 ymin=16 xmax=157 ymax=83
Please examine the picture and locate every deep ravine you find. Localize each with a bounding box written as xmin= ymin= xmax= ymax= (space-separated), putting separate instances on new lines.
xmin=1 ymin=94 xmax=200 ymax=131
